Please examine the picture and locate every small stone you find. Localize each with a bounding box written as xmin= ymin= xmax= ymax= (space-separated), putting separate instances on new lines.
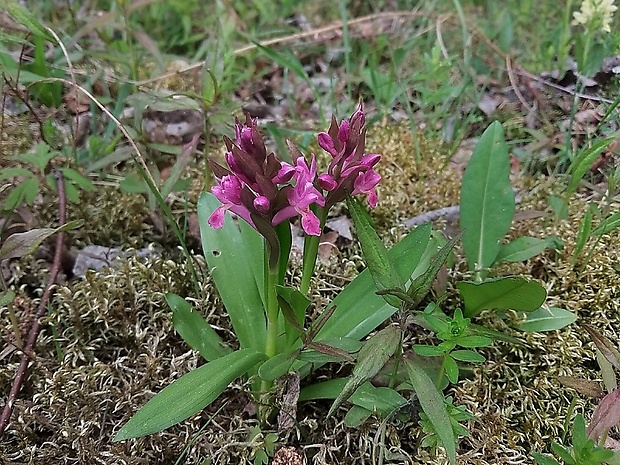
xmin=271 ymin=446 xmax=304 ymax=465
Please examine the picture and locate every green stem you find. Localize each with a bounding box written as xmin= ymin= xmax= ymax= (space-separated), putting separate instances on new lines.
xmin=264 ymin=265 xmax=279 ymax=359
xmin=259 ymin=255 xmax=280 ymax=424
xmin=300 ymin=206 xmax=328 ymax=295
xmin=388 ymin=332 xmax=403 ymax=390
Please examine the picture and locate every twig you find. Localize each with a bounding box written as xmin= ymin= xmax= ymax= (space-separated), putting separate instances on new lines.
xmin=514 ymin=69 xmax=614 ymax=104
xmin=505 ymin=55 xmax=535 ymax=113
xmin=402 ymin=206 xmax=460 ymax=229
xmin=472 ymin=25 xmax=614 ymax=104
xmin=403 ymin=194 xmax=525 ymax=229
xmin=0 ymin=170 xmax=66 ymax=438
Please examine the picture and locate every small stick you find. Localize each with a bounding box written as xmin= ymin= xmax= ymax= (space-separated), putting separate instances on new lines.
xmin=402 ymin=206 xmax=460 ymax=228
xmin=0 ymin=171 xmax=66 ymax=437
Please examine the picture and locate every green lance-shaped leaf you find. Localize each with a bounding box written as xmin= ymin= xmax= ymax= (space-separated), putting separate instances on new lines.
xmin=573 ymin=207 xmax=594 ymax=262
xmin=592 ymin=211 xmax=620 ymax=236
xmin=257 ymin=349 xmax=300 ymax=382
xmin=114 ymin=348 xmax=266 ymax=441
xmin=406 ymin=356 xmax=457 ymax=464
xmin=327 ymin=325 xmax=401 ymax=418
xmin=166 ymin=293 xmax=231 ymax=361
xmin=300 ymin=338 xmax=360 ymax=363
xmin=407 ymin=231 xmax=463 ymax=307
xmin=197 ymin=193 xmax=266 ymax=351
xmin=460 ymin=121 xmax=515 ymax=273
xmin=276 ymin=285 xmax=311 ymax=346
xmin=458 ymin=276 xmax=547 ymax=318
xmin=513 ymin=307 xmax=577 ymax=332
xmin=494 ymin=236 xmax=562 ymax=265
xmin=0 ymin=221 xmax=83 ymax=260
xmin=0 ymin=0 xmax=52 ymax=39
xmin=347 ymin=196 xmax=403 ymax=308
xmin=567 ymin=137 xmax=614 ymax=197
xmin=307 ymin=223 xmax=430 ymax=357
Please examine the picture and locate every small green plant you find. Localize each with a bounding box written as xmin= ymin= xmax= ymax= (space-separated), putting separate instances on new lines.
xmin=113 ymin=103 xmax=468 ymax=464
xmin=418 ymin=396 xmax=475 ymax=453
xmin=413 ymin=307 xmax=491 ymax=385
xmin=0 ymin=141 xmax=96 ymax=213
xmin=248 ymin=426 xmax=279 ymax=465
xmin=457 ymin=121 xmax=575 ymax=332
xmin=534 ymin=324 xmax=620 ymax=465
xmin=532 ymin=414 xmax=616 ymax=465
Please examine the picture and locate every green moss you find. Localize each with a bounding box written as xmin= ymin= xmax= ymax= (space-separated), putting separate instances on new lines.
xmin=2 ymin=122 xmax=619 ymax=464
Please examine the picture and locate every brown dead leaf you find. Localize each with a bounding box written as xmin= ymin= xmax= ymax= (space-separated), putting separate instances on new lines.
xmin=317 ymin=230 xmax=339 ymax=263
xmin=277 ymin=373 xmax=300 ymax=431
xmin=63 ymin=86 xmax=90 ymax=114
xmin=558 ymin=376 xmax=605 ymax=398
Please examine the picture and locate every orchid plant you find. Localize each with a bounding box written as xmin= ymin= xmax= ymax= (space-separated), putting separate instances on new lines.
xmin=113 ymin=103 xmax=475 ymax=463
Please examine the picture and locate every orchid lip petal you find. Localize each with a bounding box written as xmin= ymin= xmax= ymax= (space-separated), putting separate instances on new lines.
xmin=208 ymin=206 xmax=227 ymax=229
xmin=318 ymin=174 xmax=337 ymax=191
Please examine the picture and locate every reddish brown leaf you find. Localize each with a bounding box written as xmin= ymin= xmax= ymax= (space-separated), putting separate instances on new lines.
xmin=587 ymin=388 xmax=620 ymax=441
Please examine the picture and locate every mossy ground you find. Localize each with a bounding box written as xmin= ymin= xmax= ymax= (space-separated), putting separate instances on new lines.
xmin=1 ymin=124 xmax=619 ymax=464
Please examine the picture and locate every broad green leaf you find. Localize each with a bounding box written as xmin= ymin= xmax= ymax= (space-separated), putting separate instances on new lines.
xmin=119 ymin=172 xmax=149 ymax=194
xmin=406 ymin=356 xmax=456 ymax=464
xmin=201 ymin=68 xmax=218 ymax=105
xmin=344 ymin=405 xmax=372 ymax=427
xmin=347 ymin=196 xmax=403 ymax=308
xmin=315 ymin=223 xmax=431 ymax=343
xmin=300 ymin=379 xmax=407 ymax=416
xmin=3 ymin=177 xmax=37 ymax=210
xmin=454 ymin=335 xmax=492 ymax=348
xmin=327 ymin=326 xmax=401 ymax=418
xmin=444 ymin=356 xmax=459 ymax=384
xmin=0 ymin=221 xmax=82 ymax=260
xmin=166 ymin=293 xmax=231 ymax=361
xmin=450 ymin=350 xmax=485 ymax=363
xmin=114 ymin=349 xmax=266 ymax=441
xmin=0 ymin=290 xmax=16 ymax=307
xmin=460 ymin=121 xmax=515 ymax=273
xmin=494 ymin=236 xmax=560 ymax=264
xmin=458 ymin=277 xmax=547 ymax=317
xmin=197 ymin=193 xmax=266 ymax=351
xmin=513 ymin=307 xmax=577 ymax=332
xmin=413 ymin=345 xmax=445 ymax=357
xmin=592 ymin=211 xmax=620 ymax=236
xmin=257 ymin=349 xmax=299 ymax=381
xmin=567 ymin=138 xmax=615 ymax=196
xmin=22 ymin=177 xmax=40 ymax=205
